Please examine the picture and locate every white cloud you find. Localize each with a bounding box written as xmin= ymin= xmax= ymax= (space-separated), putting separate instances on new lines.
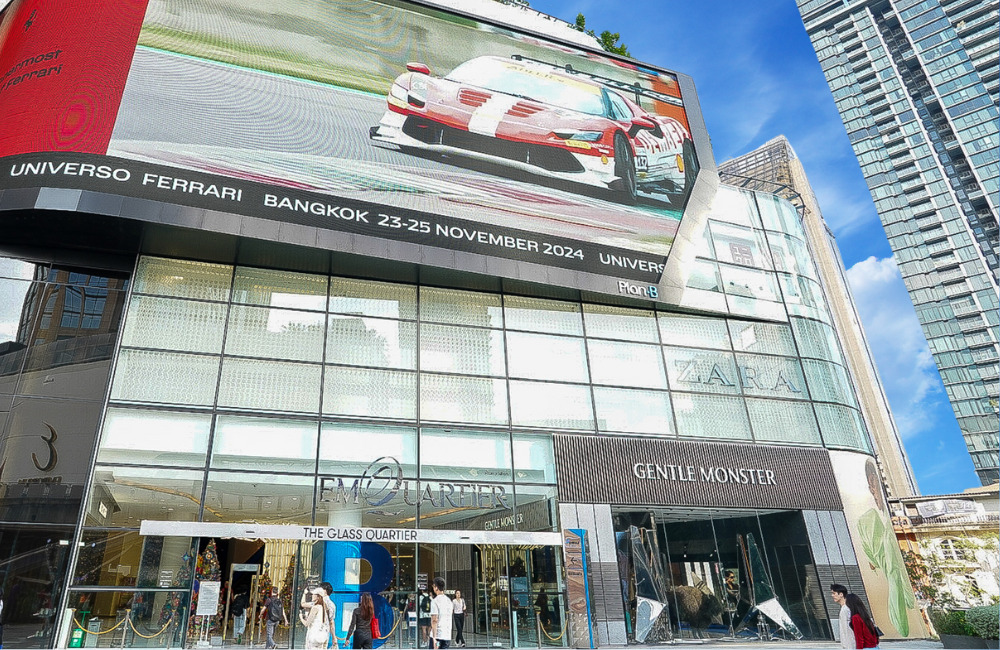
xmin=845 ymin=256 xmax=945 ymax=439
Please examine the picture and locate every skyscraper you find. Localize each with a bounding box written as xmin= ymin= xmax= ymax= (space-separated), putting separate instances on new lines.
xmin=720 ymin=135 xmax=920 ymax=498
xmin=797 ymin=0 xmax=1000 ymax=484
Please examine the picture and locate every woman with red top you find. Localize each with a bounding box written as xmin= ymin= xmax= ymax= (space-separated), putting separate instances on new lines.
xmin=845 ymin=594 xmax=880 ymax=649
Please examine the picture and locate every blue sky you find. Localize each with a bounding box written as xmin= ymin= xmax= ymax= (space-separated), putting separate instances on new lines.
xmin=530 ymin=0 xmax=979 ymax=494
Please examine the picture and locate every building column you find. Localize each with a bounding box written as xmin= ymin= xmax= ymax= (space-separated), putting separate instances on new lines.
xmin=559 ymin=503 xmax=626 ymax=646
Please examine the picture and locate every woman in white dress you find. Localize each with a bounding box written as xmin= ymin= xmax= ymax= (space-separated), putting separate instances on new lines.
xmin=300 ymin=588 xmax=331 ymax=649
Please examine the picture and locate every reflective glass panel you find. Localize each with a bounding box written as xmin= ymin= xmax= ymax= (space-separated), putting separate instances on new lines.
xmin=133 ymin=257 xmax=232 ymax=301
xmin=509 ymin=380 xmax=594 ymax=429
xmin=686 ymin=259 xmax=723 ymax=292
xmin=503 ymin=295 xmax=584 ymax=335
xmin=710 ymin=222 xmax=772 ymax=270
xmin=671 ymin=392 xmax=751 ymax=440
xmin=719 ymin=264 xmax=779 ymax=301
xmin=322 ymin=366 xmax=416 ymax=420
xmin=225 ymin=305 xmax=325 ymax=362
xmin=232 ymin=266 xmax=328 ymax=311
xmin=110 ymin=349 xmax=219 ymax=406
xmin=814 ymin=403 xmax=871 ymax=452
xmin=706 ymin=186 xmax=761 ymax=228
xmin=663 ymin=347 xmax=740 ymax=395
xmin=417 ymin=482 xmax=514 ymax=530
xmin=327 ymin=315 xmax=417 ymax=369
xmin=513 ymin=484 xmax=560 ymax=532
xmin=420 ymin=428 xmax=512 ymax=483
xmin=512 ymin=433 xmax=556 ymax=484
xmin=734 ymin=353 xmax=809 ymax=400
xmin=779 ymin=273 xmax=828 ymax=320
xmin=73 ymin=530 xmax=195 ymax=590
xmin=766 ymin=231 xmax=817 ymax=279
xmin=802 ymin=359 xmax=858 ymax=407
xmin=210 ymin=416 xmax=318 ymax=473
xmin=0 ymin=277 xmax=36 ymax=383
xmin=420 ymin=373 xmax=508 ymax=425
xmin=593 ymin=386 xmax=673 ymax=435
xmin=420 ymin=323 xmax=506 ymax=376
xmin=583 ymin=304 xmax=659 ymax=342
xmin=318 ymin=423 xmax=417 ymax=477
xmin=217 ymin=358 xmax=321 ymax=413
xmin=419 ymin=287 xmax=503 ymax=328
xmin=658 ymin=313 xmax=731 ymax=349
xmin=790 ymin=317 xmax=842 ymax=362
xmin=727 ymin=294 xmax=787 ymax=321
xmin=587 ymin=339 xmax=667 ymax=388
xmin=121 ymin=295 xmax=227 ymax=354
xmin=96 ymin=408 xmax=211 ymax=467
xmin=88 ymin=465 xmax=203 ymax=527
xmin=756 ymin=193 xmax=799 ymax=234
xmin=728 ymin=320 xmax=797 ymax=356
xmin=745 ymin=398 xmax=821 ymax=445
xmin=203 ymin=471 xmax=314 ymax=524
xmin=0 ymin=257 xmax=36 ymax=280
xmin=506 ymin=331 xmax=589 ymax=382
xmin=329 ymin=277 xmax=417 ymax=320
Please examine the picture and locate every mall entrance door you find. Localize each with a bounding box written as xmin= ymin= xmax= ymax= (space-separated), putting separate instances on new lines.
xmin=612 ymin=507 xmax=831 ymax=643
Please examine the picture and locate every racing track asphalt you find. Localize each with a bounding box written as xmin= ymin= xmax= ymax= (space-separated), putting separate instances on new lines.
xmin=109 ymin=47 xmax=685 ymax=255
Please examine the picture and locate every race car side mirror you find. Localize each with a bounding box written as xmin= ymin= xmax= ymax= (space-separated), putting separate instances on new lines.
xmin=406 ymin=62 xmax=431 ymax=75
xmin=631 ymin=116 xmax=657 ymax=130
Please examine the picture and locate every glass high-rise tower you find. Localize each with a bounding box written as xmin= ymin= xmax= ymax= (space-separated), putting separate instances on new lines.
xmin=797 ymin=0 xmax=999 ymax=484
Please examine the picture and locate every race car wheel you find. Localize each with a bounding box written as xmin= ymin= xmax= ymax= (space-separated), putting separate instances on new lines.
xmin=612 ymin=133 xmax=638 ymax=205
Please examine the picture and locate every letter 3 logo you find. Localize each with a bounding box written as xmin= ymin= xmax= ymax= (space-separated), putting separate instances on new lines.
xmin=32 ymin=422 xmax=58 ymax=472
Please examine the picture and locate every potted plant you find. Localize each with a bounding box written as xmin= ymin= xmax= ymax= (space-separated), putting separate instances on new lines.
xmin=934 ymin=607 xmax=1000 ymax=649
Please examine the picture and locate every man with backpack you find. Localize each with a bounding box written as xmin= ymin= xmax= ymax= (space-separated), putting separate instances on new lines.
xmin=261 ymin=587 xmax=287 ymax=649
xmin=231 ymin=588 xmax=249 ymax=645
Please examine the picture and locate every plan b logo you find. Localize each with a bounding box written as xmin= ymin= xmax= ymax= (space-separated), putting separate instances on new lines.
xmin=618 ymin=280 xmax=659 ymax=299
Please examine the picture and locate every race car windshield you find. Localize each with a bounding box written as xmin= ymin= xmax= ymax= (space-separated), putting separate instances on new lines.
xmin=446 ymin=58 xmax=607 ymax=117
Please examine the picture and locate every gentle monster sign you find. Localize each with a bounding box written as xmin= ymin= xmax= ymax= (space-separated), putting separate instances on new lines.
xmin=554 ymin=434 xmax=843 ymax=511
xmin=632 ymin=462 xmax=777 ymax=485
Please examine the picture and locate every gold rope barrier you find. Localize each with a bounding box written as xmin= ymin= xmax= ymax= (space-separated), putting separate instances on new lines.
xmin=537 ymin=612 xmax=567 ymax=642
xmin=376 ymin=611 xmax=404 ymax=640
xmin=127 ymin=613 xmax=175 ymax=639
xmin=72 ymin=615 xmax=127 ymax=635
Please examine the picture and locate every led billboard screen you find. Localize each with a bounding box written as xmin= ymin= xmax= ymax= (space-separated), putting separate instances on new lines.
xmin=0 ymin=0 xmax=704 ymax=297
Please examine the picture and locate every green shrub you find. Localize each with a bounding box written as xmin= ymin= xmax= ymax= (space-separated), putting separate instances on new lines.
xmin=966 ymin=605 xmax=1000 ymax=640
xmin=932 ymin=609 xmax=977 ymax=637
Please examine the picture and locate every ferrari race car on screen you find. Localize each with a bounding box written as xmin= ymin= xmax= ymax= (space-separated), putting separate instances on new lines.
xmin=369 ymin=55 xmax=697 ymax=205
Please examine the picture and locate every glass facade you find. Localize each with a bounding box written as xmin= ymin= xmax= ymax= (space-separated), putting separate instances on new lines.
xmin=0 ymin=181 xmax=887 ymax=647
xmin=797 ymin=0 xmax=1000 ymax=484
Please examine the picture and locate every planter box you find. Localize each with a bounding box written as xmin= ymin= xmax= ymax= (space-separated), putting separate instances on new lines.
xmin=940 ymin=633 xmax=999 ymax=649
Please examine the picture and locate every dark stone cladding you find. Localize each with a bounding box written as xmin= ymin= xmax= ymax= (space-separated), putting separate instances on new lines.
xmin=553 ymin=434 xmax=844 ymax=511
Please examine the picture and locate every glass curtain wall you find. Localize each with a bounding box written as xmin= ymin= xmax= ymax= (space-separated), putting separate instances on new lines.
xmin=0 ymin=257 xmax=129 ymax=649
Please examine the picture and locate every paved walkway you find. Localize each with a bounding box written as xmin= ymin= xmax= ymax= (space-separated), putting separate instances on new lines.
xmin=615 ymin=641 xmax=943 ymax=649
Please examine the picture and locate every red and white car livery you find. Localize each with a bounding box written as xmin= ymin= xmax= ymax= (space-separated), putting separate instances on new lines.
xmin=369 ymin=55 xmax=697 ymax=205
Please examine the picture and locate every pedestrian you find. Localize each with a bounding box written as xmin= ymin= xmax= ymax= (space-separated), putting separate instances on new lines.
xmin=261 ymin=587 xmax=287 ymax=649
xmin=452 ymin=589 xmax=466 ymax=648
xmin=535 ymin=588 xmax=551 ymax=629
xmin=231 ymin=587 xmax=249 ymax=645
xmin=301 ymin=588 xmax=331 ymax=649
xmin=345 ymin=592 xmax=376 ymax=649
xmin=302 ymin=583 xmax=337 ymax=648
xmin=429 ymin=577 xmax=453 ymax=649
xmin=845 ymin=594 xmax=880 ymax=649
xmin=830 ymin=584 xmax=854 ymax=649
xmin=418 ymin=588 xmax=432 ymax=645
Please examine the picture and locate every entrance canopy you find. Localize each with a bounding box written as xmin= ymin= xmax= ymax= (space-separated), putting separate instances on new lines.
xmin=140 ymin=520 xmax=563 ymax=546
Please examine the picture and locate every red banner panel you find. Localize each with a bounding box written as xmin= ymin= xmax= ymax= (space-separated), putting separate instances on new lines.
xmin=0 ymin=0 xmax=148 ymax=155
